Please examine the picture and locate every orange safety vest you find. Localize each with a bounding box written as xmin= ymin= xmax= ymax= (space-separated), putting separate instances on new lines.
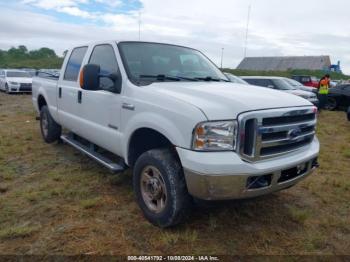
xmin=319 ymin=79 xmax=329 ymax=95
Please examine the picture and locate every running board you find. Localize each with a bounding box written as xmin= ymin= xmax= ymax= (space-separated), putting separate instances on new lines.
xmin=60 ymin=134 xmax=126 ymax=173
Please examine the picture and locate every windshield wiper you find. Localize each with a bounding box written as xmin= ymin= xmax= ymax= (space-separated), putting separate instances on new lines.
xmin=195 ymin=76 xmax=229 ymax=82
xmin=139 ymin=74 xmax=181 ymax=81
xmin=138 ymin=74 xmax=228 ymax=83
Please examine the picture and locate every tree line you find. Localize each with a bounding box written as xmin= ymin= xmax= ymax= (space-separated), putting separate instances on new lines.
xmin=0 ymin=45 xmax=64 ymax=69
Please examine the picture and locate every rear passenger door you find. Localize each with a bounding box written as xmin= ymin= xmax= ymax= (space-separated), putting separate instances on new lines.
xmin=57 ymin=46 xmax=88 ymax=133
xmin=77 ymin=44 xmax=123 ymax=155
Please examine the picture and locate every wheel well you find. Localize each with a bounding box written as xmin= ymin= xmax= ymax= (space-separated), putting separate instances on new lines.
xmin=38 ymin=95 xmax=47 ymax=111
xmin=128 ymin=128 xmax=177 ymax=167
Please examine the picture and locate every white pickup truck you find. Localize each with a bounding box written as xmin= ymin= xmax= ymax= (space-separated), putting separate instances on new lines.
xmin=32 ymin=41 xmax=320 ymax=227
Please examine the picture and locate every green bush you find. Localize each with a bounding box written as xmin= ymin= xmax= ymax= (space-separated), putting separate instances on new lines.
xmin=0 ymin=45 xmax=64 ymax=69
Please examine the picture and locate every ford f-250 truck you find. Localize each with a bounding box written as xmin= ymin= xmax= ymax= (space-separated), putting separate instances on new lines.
xmin=32 ymin=41 xmax=320 ymax=227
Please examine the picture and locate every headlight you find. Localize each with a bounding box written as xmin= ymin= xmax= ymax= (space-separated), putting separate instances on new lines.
xmin=192 ymin=120 xmax=237 ymax=151
xmin=9 ymin=82 xmax=19 ymax=85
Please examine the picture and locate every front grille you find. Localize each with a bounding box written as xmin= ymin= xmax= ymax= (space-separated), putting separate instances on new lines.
xmin=20 ymin=83 xmax=32 ymax=91
xmin=238 ymin=107 xmax=317 ymax=162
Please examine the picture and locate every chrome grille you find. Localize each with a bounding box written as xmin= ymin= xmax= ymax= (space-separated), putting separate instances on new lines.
xmin=238 ymin=107 xmax=317 ymax=162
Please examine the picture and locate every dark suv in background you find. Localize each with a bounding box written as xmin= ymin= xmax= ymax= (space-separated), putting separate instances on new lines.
xmin=326 ymin=84 xmax=350 ymax=110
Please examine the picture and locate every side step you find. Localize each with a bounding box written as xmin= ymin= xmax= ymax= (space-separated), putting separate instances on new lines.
xmin=60 ymin=134 xmax=126 ymax=173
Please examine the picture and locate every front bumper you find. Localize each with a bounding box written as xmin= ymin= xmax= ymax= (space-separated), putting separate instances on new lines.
xmin=8 ymin=85 xmax=32 ymax=93
xmin=176 ymin=138 xmax=319 ymax=200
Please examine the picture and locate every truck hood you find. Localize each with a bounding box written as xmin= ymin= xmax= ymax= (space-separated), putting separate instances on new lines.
xmin=148 ymin=82 xmax=313 ymax=120
xmin=6 ymin=77 xmax=32 ymax=84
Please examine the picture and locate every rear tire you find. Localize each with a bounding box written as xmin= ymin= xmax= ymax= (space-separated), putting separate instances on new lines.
xmin=40 ymin=105 xmax=62 ymax=143
xmin=133 ymin=148 xmax=192 ymax=228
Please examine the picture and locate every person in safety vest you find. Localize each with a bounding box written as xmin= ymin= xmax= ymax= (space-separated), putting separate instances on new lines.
xmin=318 ymin=74 xmax=330 ymax=111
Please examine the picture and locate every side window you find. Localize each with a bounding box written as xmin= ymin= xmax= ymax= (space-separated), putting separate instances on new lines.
xmin=64 ymin=46 xmax=88 ymax=82
xmin=301 ymin=76 xmax=310 ymax=82
xmin=267 ymin=80 xmax=277 ymax=88
xmin=89 ymin=44 xmax=119 ymax=92
xmin=254 ymin=79 xmax=271 ymax=87
xmin=245 ymin=79 xmax=258 ymax=85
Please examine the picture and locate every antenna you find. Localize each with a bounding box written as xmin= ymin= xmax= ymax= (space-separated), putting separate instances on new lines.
xmin=244 ymin=4 xmax=252 ymax=57
xmin=138 ymin=11 xmax=141 ymax=41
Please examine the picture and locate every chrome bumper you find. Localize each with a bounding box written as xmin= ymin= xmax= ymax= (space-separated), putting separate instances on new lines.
xmin=184 ymin=158 xmax=317 ymax=200
xmin=177 ymin=138 xmax=319 ymax=201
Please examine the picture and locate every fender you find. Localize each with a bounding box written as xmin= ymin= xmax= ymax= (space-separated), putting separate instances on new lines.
xmin=122 ymin=111 xmax=191 ymax=165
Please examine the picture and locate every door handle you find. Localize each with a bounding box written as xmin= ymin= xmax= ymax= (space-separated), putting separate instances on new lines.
xmin=58 ymin=87 xmax=62 ymax=98
xmin=78 ymin=90 xmax=82 ymax=104
xmin=122 ymin=103 xmax=135 ymax=111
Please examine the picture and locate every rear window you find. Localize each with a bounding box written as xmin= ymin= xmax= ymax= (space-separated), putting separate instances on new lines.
xmin=301 ymin=76 xmax=311 ymax=82
xmin=64 ymin=46 xmax=88 ymax=81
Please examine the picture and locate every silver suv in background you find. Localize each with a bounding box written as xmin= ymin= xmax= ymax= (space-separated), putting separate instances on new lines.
xmin=242 ymin=76 xmax=319 ymax=106
xmin=284 ymin=78 xmax=318 ymax=94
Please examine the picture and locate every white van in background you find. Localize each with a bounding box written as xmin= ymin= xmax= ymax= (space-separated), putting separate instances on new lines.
xmin=0 ymin=69 xmax=32 ymax=93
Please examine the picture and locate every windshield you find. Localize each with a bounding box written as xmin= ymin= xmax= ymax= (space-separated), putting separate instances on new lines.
xmin=225 ymin=73 xmax=249 ymax=85
xmin=118 ymin=42 xmax=227 ymax=85
xmin=6 ymin=71 xmax=31 ymax=78
xmin=285 ymin=78 xmax=303 ymax=87
xmin=273 ymin=79 xmax=297 ymax=90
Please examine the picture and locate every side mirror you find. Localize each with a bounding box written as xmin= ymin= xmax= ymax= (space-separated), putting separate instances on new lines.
xmin=80 ymin=64 xmax=101 ymax=91
xmin=80 ymin=64 xmax=121 ymax=93
xmin=267 ymin=85 xmax=275 ymax=89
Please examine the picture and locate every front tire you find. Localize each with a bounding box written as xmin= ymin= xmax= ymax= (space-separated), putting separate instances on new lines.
xmin=325 ymin=97 xmax=338 ymax=111
xmin=133 ymin=149 xmax=192 ymax=228
xmin=40 ymin=105 xmax=62 ymax=143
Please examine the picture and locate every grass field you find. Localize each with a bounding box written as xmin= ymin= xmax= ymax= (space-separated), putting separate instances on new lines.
xmin=0 ymin=92 xmax=349 ymax=255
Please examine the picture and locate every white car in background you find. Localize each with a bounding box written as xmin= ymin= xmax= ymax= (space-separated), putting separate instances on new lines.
xmin=242 ymin=76 xmax=319 ymax=106
xmin=284 ymin=78 xmax=318 ymax=94
xmin=0 ymin=69 xmax=32 ymax=93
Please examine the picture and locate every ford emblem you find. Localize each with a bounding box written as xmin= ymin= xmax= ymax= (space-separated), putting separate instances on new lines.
xmin=288 ymin=128 xmax=302 ymax=140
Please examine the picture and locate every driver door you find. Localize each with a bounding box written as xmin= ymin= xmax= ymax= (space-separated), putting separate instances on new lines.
xmin=76 ymin=44 xmax=123 ymax=156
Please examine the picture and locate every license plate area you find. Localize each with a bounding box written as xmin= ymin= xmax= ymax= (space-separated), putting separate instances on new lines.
xmin=278 ymin=162 xmax=308 ymax=183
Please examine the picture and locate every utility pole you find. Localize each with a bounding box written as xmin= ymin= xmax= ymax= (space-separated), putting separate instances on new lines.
xmin=244 ymin=4 xmax=252 ymax=57
xmin=138 ymin=12 xmax=141 ymax=41
xmin=220 ymin=48 xmax=224 ymax=69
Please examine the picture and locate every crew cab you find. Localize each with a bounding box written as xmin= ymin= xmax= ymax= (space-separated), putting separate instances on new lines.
xmin=0 ymin=69 xmax=32 ymax=93
xmin=32 ymin=41 xmax=320 ymax=227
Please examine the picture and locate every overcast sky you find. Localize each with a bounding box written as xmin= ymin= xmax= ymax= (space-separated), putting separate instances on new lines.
xmin=0 ymin=0 xmax=349 ymax=73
